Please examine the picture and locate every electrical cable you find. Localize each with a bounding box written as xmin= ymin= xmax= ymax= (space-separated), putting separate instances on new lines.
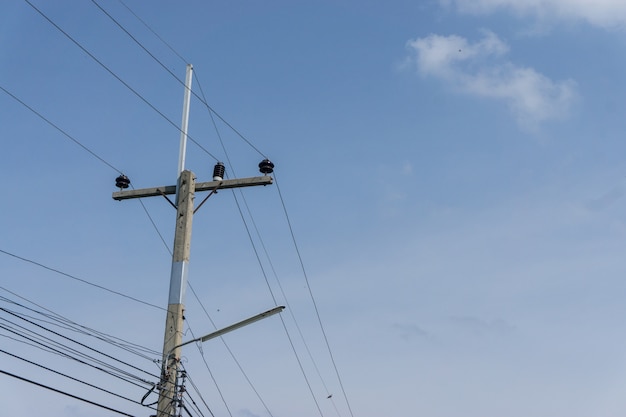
xmin=187 ymin=284 xmax=274 ymax=417
xmin=117 ymin=0 xmax=187 ymax=64
xmin=0 ymin=84 xmax=177 ymax=262
xmin=23 ymin=0 xmax=220 ymax=162
xmin=230 ymin=185 xmax=343 ymax=417
xmin=223 ymin=183 xmax=325 ymax=417
xmin=10 ymin=10 xmax=216 ymax=393
xmin=0 ymin=39 xmax=217 ymax=417
xmin=66 ymin=20 xmax=305 ymax=417
xmin=0 ymin=248 xmax=164 ymax=311
xmin=0 ymin=305 xmax=157 ymax=387
xmin=16 ymin=4 xmax=353 ymax=416
xmin=1 ymin=79 xmax=178 ymax=259
xmin=178 ymin=374 xmax=206 ymax=417
xmin=2 ymin=307 xmax=157 ymax=379
xmin=0 ymin=368 xmax=138 ymax=417
xmin=164 ymin=23 xmax=343 ymax=417
xmin=194 ymin=344 xmax=235 ymax=417
xmin=244 ymin=205 xmax=341 ymax=413
xmin=181 ymin=399 xmax=201 ymax=417
xmin=193 ymin=68 xmax=330 ymax=417
xmin=192 ymin=65 xmax=330 ymax=417
xmin=0 ymin=298 xmax=158 ymax=361
xmin=0 ymin=331 xmax=148 ymax=395
xmin=135 ymin=192 xmax=173 ymax=255
xmin=0 ymin=347 xmax=154 ymax=410
xmin=193 ymin=71 xmax=268 ymax=159
xmin=185 ymin=372 xmax=216 ymax=417
xmin=83 ymin=13 xmax=344 ymax=415
xmin=6 ymin=5 xmax=330 ymax=415
xmin=0 ymin=84 xmax=123 ymax=174
xmin=274 ymin=173 xmax=356 ymax=417
xmin=0 ymin=316 xmax=155 ymax=388
xmin=0 ymin=319 xmax=152 ymax=388
xmin=108 ymin=0 xmax=268 ymax=159
xmin=0 ymin=288 xmax=160 ymax=358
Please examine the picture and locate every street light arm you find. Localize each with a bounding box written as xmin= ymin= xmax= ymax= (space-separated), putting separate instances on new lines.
xmin=171 ymin=305 xmax=285 ymax=354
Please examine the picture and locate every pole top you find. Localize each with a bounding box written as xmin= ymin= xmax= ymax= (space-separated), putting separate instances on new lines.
xmin=177 ymin=64 xmax=194 ymax=176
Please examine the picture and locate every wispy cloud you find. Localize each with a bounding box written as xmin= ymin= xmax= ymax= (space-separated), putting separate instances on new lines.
xmin=585 ymin=180 xmax=626 ymax=212
xmin=441 ymin=0 xmax=626 ymax=29
xmin=406 ymin=31 xmax=578 ymax=128
xmin=238 ymin=409 xmax=262 ymax=417
xmin=448 ymin=316 xmax=516 ymax=338
xmin=392 ymin=322 xmax=429 ymax=341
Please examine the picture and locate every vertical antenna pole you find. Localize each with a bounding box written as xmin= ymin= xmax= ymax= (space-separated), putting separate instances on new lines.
xmin=177 ymin=64 xmax=193 ymax=176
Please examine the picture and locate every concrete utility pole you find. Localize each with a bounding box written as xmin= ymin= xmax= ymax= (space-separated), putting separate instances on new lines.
xmin=112 ymin=64 xmax=274 ymax=417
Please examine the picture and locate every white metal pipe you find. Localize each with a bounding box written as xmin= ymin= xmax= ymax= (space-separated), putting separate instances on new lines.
xmin=177 ymin=64 xmax=193 ymax=176
xmin=173 ymin=306 xmax=285 ymax=353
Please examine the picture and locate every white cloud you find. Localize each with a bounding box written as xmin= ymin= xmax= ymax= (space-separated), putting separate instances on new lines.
xmin=442 ymin=0 xmax=626 ymax=29
xmin=447 ymin=316 xmax=516 ymax=337
xmin=406 ymin=31 xmax=577 ymax=127
xmin=392 ymin=323 xmax=429 ymax=341
xmin=402 ymin=162 xmax=413 ymax=176
xmin=409 ymin=30 xmax=509 ymax=77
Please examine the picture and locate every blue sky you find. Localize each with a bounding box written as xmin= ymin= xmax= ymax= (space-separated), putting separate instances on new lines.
xmin=2 ymin=1 xmax=626 ymax=416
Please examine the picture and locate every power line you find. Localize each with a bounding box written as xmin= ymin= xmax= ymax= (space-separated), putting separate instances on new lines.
xmin=8 ymin=10 xmax=340 ymax=417
xmin=0 ymin=288 xmax=160 ymax=359
xmin=195 ymin=71 xmax=328 ymax=416
xmin=2 ymin=307 xmax=157 ymax=379
xmin=5 ymin=299 xmax=159 ymax=360
xmin=81 ymin=15 xmax=342 ymax=413
xmin=193 ymin=71 xmax=269 ymax=159
xmin=185 ymin=371 xmax=216 ymax=417
xmin=0 ymin=368 xmax=138 ymax=417
xmin=250 ymin=209 xmax=341 ymax=411
xmin=219 ymin=175 xmax=326 ymax=417
xmin=0 ymin=84 xmax=178 ymax=261
xmin=274 ymin=173 xmax=356 ymax=417
xmin=108 ymin=0 xmax=269 ymax=159
xmin=136 ymin=195 xmax=173 ymax=255
xmin=117 ymin=0 xmax=187 ymax=64
xmin=192 ymin=62 xmax=335 ymax=417
xmin=17 ymin=3 xmax=353 ymax=416
xmin=196 ymin=66 xmax=335 ymax=411
xmin=187 ymin=284 xmax=275 ymax=417
xmin=0 ymin=318 xmax=152 ymax=388
xmin=0 ymin=248 xmax=164 ymax=311
xmin=23 ymin=0 xmax=220 ymax=161
xmin=0 ymin=347 xmax=153 ymax=410
xmin=193 ymin=340 xmax=235 ymax=417
xmin=12 ymin=7 xmax=228 ymax=410
xmin=0 ymin=84 xmax=123 ymax=174
xmin=0 ymin=294 xmax=166 ymax=408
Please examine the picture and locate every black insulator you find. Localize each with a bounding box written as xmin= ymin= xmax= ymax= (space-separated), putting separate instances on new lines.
xmin=258 ymin=159 xmax=274 ymax=174
xmin=115 ymin=174 xmax=130 ymax=189
xmin=213 ymin=162 xmax=225 ymax=181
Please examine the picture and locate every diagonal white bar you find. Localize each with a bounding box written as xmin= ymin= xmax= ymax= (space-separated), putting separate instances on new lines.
xmin=174 ymin=306 xmax=285 ymax=352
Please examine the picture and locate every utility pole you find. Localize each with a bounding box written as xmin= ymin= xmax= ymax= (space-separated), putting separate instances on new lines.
xmin=112 ymin=64 xmax=275 ymax=417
